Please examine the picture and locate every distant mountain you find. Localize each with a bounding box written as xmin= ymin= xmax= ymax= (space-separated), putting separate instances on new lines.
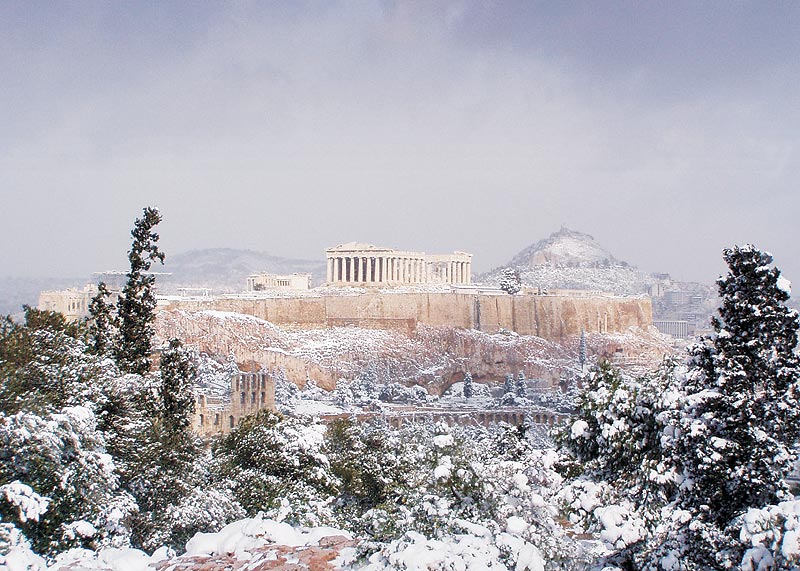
xmin=480 ymin=227 xmax=652 ymax=295
xmin=508 ymin=227 xmax=627 ymax=269
xmin=157 ymin=248 xmax=327 ymax=293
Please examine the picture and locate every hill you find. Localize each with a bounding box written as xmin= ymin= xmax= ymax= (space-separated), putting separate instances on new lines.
xmin=480 ymin=227 xmax=653 ymax=295
xmin=507 ymin=227 xmax=627 ymax=269
xmin=158 ymin=248 xmax=327 ymax=293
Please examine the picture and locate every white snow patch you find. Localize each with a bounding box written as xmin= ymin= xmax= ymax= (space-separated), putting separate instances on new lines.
xmin=571 ymin=419 xmax=589 ymax=439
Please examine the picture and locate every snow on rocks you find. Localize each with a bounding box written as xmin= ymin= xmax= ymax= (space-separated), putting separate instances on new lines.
xmin=40 ymin=517 xmax=353 ymax=571
xmin=359 ymin=528 xmax=545 ymax=571
xmin=184 ymin=516 xmax=351 ymax=557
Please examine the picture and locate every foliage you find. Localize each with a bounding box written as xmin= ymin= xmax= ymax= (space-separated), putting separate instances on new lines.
xmin=87 ymin=282 xmax=116 ymax=356
xmin=462 ymin=371 xmax=473 ymax=398
xmin=515 ymin=371 xmax=527 ymax=398
xmin=158 ymin=339 xmax=196 ymax=434
xmin=0 ymin=407 xmax=135 ymax=555
xmin=659 ymin=244 xmax=800 ymax=568
xmin=114 ymin=207 xmax=165 ymax=375
xmin=499 ymin=268 xmax=522 ymax=295
xmin=578 ymin=329 xmax=587 ymax=368
xmin=503 ymin=373 xmax=514 ymax=394
xmin=211 ymin=411 xmax=336 ymax=526
xmin=0 ymin=308 xmax=111 ymax=418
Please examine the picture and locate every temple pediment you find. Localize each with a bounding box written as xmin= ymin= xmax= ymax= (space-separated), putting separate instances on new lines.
xmin=327 ymin=242 xmax=389 ymax=252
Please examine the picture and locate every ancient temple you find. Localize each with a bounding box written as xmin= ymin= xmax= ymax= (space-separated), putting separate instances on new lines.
xmin=325 ymin=242 xmax=472 ymax=286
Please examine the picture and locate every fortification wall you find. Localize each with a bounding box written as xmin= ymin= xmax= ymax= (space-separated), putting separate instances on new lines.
xmin=162 ymin=291 xmax=652 ymax=339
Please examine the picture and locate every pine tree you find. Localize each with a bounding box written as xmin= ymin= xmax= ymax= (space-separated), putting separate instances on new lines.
xmin=515 ymin=371 xmax=526 ymax=398
xmin=114 ymin=207 xmax=165 ymax=375
xmin=87 ymin=282 xmax=116 ymax=355
xmin=463 ymin=372 xmax=473 ymax=398
xmin=671 ymin=245 xmax=800 ymax=566
xmin=503 ymin=373 xmax=514 ymax=394
xmin=679 ymin=245 xmax=800 ymax=521
xmin=499 ymin=268 xmax=522 ymax=295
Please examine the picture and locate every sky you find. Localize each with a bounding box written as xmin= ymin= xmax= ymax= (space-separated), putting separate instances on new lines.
xmin=2 ymin=1 xmax=798 ymax=284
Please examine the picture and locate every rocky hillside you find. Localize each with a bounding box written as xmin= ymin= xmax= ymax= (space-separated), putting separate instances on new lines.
xmin=480 ymin=227 xmax=654 ymax=295
xmin=158 ymin=248 xmax=327 ymax=294
xmin=155 ymin=309 xmax=673 ymax=394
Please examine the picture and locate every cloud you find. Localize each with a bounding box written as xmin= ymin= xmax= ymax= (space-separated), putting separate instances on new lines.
xmin=1 ymin=2 xmax=798 ymax=283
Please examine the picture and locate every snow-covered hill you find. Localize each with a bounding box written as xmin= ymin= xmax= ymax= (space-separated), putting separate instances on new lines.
xmin=508 ymin=227 xmax=626 ymax=269
xmin=480 ymin=227 xmax=654 ymax=295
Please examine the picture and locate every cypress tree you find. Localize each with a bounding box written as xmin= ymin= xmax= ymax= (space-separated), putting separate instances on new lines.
xmin=578 ymin=329 xmax=587 ymax=368
xmin=114 ymin=207 xmax=165 ymax=375
xmin=503 ymin=373 xmax=514 ymax=394
xmin=515 ymin=371 xmax=526 ymax=398
xmin=463 ymin=372 xmax=473 ymax=398
xmin=159 ymin=338 xmax=197 ymax=434
xmin=87 ymin=282 xmax=116 ymax=355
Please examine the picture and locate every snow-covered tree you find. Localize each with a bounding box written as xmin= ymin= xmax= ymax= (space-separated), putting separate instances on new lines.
xmin=463 ymin=372 xmax=473 ymax=398
xmin=87 ymin=282 xmax=116 ymax=356
xmin=578 ymin=329 xmax=587 ymax=369
xmin=665 ymin=245 xmax=800 ymax=567
xmin=211 ymin=411 xmax=336 ymax=527
xmin=0 ymin=407 xmax=134 ymax=555
xmin=557 ymin=360 xmax=677 ymax=502
xmin=503 ymin=373 xmax=514 ymax=394
xmin=499 ymin=268 xmax=522 ymax=295
xmin=0 ymin=308 xmax=110 ymax=417
xmin=515 ymin=372 xmax=527 ymax=398
xmin=114 ymin=207 xmax=165 ymax=375
xmin=158 ymin=339 xmax=196 ymax=434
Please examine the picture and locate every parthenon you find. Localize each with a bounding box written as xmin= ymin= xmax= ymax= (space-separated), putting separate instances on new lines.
xmin=326 ymin=242 xmax=472 ymax=286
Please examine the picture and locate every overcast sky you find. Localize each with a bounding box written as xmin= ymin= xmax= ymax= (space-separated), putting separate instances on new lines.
xmin=2 ymin=1 xmax=798 ymax=284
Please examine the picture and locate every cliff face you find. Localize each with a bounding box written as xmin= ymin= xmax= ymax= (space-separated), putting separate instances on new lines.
xmin=156 ymin=308 xmax=669 ymax=395
xmin=162 ymin=291 xmax=652 ymax=340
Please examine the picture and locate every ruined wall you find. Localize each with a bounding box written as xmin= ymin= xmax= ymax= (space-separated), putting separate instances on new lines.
xmin=162 ymin=292 xmax=652 ymax=339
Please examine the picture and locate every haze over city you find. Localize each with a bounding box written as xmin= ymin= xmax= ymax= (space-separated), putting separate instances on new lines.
xmin=2 ymin=2 xmax=798 ymax=284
